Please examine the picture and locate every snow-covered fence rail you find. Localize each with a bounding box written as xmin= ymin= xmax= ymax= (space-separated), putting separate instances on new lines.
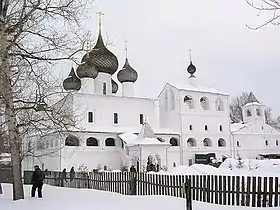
xmin=23 ymin=171 xmax=280 ymax=208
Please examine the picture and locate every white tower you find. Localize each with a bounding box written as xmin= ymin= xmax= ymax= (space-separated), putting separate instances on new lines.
xmin=242 ymin=92 xmax=266 ymax=124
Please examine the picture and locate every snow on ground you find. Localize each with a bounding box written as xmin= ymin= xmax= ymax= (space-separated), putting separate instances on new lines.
xmin=1 ymin=184 xmax=279 ymax=210
xmin=167 ymin=158 xmax=280 ymax=177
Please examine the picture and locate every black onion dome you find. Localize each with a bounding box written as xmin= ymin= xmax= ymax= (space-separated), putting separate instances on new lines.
xmin=63 ymin=67 xmax=81 ymax=91
xmin=111 ymin=79 xmax=118 ymax=94
xmin=117 ymin=58 xmax=138 ymax=83
xmin=83 ymin=33 xmax=118 ymax=75
xmin=187 ymin=61 xmax=196 ymax=77
xmin=76 ymin=62 xmax=98 ymax=79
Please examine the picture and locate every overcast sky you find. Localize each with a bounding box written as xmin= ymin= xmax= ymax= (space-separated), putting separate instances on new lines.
xmin=63 ymin=0 xmax=280 ymax=116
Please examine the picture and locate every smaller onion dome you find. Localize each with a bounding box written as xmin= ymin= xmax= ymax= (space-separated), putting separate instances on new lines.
xmin=63 ymin=67 xmax=81 ymax=91
xmin=117 ymin=58 xmax=138 ymax=83
xmin=76 ymin=62 xmax=98 ymax=79
xmin=187 ymin=61 xmax=196 ymax=78
xmin=111 ymin=79 xmax=118 ymax=94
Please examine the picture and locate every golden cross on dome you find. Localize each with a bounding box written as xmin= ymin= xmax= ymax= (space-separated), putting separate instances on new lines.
xmin=188 ymin=49 xmax=192 ymax=61
xmin=96 ymin=11 xmax=104 ymax=32
xmin=125 ymin=40 xmax=128 ymax=58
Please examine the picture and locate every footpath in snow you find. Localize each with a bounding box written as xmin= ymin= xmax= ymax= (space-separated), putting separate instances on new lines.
xmin=1 ymin=184 xmax=280 ymax=210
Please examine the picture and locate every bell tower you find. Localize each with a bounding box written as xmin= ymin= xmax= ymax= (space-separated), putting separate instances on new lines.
xmin=242 ymin=92 xmax=265 ymax=124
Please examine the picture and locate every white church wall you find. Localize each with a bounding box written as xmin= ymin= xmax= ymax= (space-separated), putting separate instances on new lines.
xmin=158 ymin=84 xmax=182 ymax=132
xmin=73 ymin=93 xmax=158 ymax=130
xmin=232 ymin=121 xmax=280 ymax=159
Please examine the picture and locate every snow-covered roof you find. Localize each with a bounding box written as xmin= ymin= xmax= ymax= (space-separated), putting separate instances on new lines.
xmin=168 ymin=81 xmax=228 ymax=96
xmin=230 ymin=122 xmax=250 ymax=132
xmin=243 ymin=102 xmax=262 ymax=108
xmin=118 ymin=122 xmax=170 ymax=146
xmin=71 ymin=125 xmax=179 ymax=135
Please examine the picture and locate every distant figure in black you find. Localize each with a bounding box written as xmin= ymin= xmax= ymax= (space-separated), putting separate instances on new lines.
xmin=60 ymin=168 xmax=67 ymax=187
xmin=31 ymin=165 xmax=44 ymax=198
xmin=130 ymin=165 xmax=136 ymax=173
xmin=70 ymin=167 xmax=75 ymax=182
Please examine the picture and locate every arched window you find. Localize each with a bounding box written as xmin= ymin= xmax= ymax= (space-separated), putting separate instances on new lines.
xmin=105 ymin=138 xmax=115 ymax=146
xmin=203 ymin=138 xmax=212 ymax=147
xmin=184 ymin=95 xmax=194 ymax=109
xmin=65 ymin=135 xmax=79 ymax=146
xmin=247 ymin=109 xmax=252 ymax=117
xmin=170 ymin=137 xmax=179 ymax=146
xmin=200 ymin=96 xmax=209 ymax=110
xmin=187 ymin=138 xmax=197 ymax=147
xmin=215 ymin=98 xmax=224 ymax=111
xmin=169 ymin=89 xmax=175 ymax=110
xmin=218 ymin=138 xmax=226 ymax=147
xmin=256 ymin=108 xmax=261 ymax=116
xmin=86 ymin=137 xmax=98 ymax=146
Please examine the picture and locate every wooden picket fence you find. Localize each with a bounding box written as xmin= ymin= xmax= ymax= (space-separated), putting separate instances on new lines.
xmin=23 ymin=171 xmax=280 ymax=208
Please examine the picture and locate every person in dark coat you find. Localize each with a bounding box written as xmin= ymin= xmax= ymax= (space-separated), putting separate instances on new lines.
xmin=60 ymin=168 xmax=67 ymax=187
xmin=70 ymin=167 xmax=75 ymax=182
xmin=31 ymin=165 xmax=44 ymax=198
xmin=130 ymin=165 xmax=136 ymax=173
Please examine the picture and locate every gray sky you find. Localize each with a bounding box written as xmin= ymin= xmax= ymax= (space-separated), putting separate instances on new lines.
xmin=64 ymin=0 xmax=280 ymax=116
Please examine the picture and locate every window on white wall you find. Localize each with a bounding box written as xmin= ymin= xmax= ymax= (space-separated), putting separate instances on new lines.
xmin=205 ymin=125 xmax=208 ymax=131
xmin=218 ymin=138 xmax=226 ymax=147
xmin=215 ymin=98 xmax=224 ymax=111
xmin=265 ymin=140 xmax=268 ymax=146
xmin=236 ymin=141 xmax=240 ymax=147
xmin=103 ymin=83 xmax=107 ymax=95
xmin=187 ymin=138 xmax=197 ymax=147
xmin=203 ymin=138 xmax=212 ymax=147
xmin=247 ymin=109 xmax=252 ymax=117
xmin=189 ymin=125 xmax=193 ymax=131
xmin=184 ymin=95 xmax=194 ymax=109
xmin=88 ymin=111 xmax=94 ymax=123
xmin=140 ymin=114 xmax=144 ymax=124
xmin=256 ymin=109 xmax=261 ymax=116
xmin=220 ymin=125 xmax=223 ymax=131
xmin=200 ymin=96 xmax=209 ymax=110
xmin=114 ymin=113 xmax=118 ymax=124
xmin=276 ymin=140 xmax=279 ymax=146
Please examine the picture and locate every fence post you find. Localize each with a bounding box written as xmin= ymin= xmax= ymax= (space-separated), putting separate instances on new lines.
xmin=87 ymin=173 xmax=90 ymax=189
xmin=185 ymin=179 xmax=192 ymax=210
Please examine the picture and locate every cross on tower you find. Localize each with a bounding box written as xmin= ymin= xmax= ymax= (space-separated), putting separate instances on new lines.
xmin=125 ymin=40 xmax=128 ymax=58
xmin=96 ymin=11 xmax=104 ymax=32
xmin=188 ymin=49 xmax=192 ymax=61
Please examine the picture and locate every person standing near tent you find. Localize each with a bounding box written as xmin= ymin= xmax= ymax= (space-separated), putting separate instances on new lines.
xmin=31 ymin=165 xmax=44 ymax=198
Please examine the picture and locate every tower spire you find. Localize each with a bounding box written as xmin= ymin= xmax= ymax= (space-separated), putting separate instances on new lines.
xmin=96 ymin=11 xmax=104 ymax=33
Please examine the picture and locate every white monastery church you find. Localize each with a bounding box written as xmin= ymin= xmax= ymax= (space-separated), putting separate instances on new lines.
xmin=22 ymin=15 xmax=280 ymax=172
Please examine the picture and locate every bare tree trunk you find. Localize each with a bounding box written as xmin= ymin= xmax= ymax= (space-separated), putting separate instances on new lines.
xmin=0 ymin=22 xmax=24 ymax=200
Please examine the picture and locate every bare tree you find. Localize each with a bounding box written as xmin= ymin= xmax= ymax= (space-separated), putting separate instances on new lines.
xmin=246 ymin=0 xmax=280 ymax=29
xmin=0 ymin=0 xmax=93 ymax=200
xmin=230 ymin=92 xmax=280 ymax=130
